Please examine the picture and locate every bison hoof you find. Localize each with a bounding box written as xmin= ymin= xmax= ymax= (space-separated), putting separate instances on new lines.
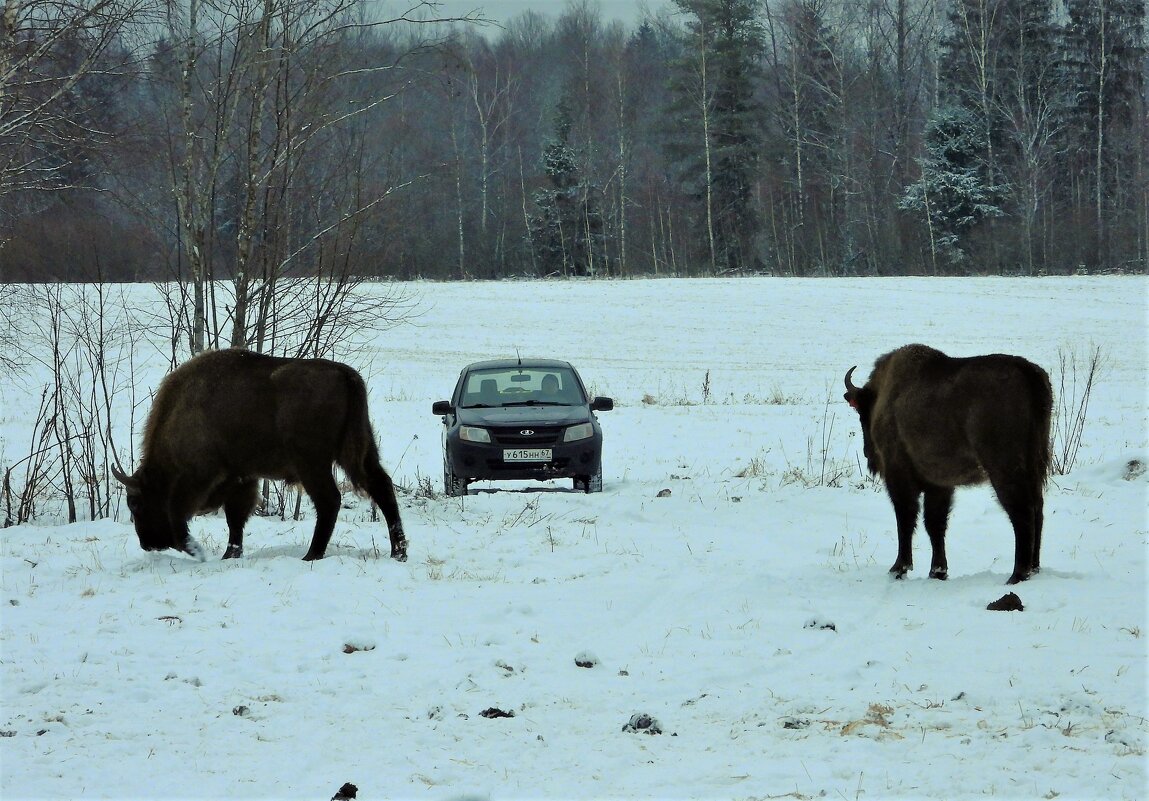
xmin=889 ymin=565 xmax=911 ymax=579
xmin=223 ymin=545 xmax=243 ymax=559
xmin=1006 ymin=565 xmax=1040 ymax=584
xmin=391 ymin=537 xmax=408 ymax=562
xmin=928 ymin=568 xmax=948 ymax=580
xmin=301 ymin=551 xmax=324 ymax=562
xmin=183 ymin=537 xmax=207 ymax=562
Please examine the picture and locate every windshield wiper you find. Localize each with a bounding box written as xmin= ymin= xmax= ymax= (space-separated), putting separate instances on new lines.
xmin=502 ymin=399 xmax=570 ymax=407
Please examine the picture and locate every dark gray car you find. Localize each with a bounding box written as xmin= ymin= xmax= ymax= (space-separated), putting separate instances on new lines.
xmin=432 ymin=358 xmax=613 ymax=496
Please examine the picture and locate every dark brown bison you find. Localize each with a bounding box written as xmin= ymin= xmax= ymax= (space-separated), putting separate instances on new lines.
xmin=843 ymin=344 xmax=1052 ymax=585
xmin=113 ymin=348 xmax=407 ymax=562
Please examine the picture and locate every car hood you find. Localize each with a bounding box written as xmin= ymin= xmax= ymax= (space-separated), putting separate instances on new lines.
xmin=456 ymin=404 xmax=592 ymax=427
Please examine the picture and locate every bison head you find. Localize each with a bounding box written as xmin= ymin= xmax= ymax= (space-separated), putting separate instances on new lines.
xmin=112 ymin=465 xmax=204 ymax=559
xmin=843 ymin=367 xmax=880 ymax=475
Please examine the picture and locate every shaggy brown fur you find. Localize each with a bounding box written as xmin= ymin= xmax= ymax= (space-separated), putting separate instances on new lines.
xmin=114 ymin=348 xmax=407 ymax=562
xmin=844 ymin=344 xmax=1052 ymax=585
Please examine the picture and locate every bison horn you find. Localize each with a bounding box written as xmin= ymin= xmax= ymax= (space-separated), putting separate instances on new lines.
xmin=844 ymin=366 xmax=860 ymax=394
xmin=111 ymin=463 xmax=140 ymax=491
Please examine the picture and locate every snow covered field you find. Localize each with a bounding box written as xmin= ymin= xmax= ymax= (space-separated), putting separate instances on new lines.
xmin=1 ymin=276 xmax=1146 ymax=800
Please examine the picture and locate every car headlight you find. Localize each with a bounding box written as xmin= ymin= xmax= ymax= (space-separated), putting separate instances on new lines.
xmin=563 ymin=422 xmax=594 ymax=442
xmin=460 ymin=426 xmax=491 ymax=443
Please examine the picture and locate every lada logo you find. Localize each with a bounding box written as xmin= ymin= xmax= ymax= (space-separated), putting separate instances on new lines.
xmin=520 ymin=429 xmax=535 ymax=436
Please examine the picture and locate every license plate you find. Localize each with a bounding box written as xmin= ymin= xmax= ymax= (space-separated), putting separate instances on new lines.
xmin=504 ymin=448 xmax=552 ymax=462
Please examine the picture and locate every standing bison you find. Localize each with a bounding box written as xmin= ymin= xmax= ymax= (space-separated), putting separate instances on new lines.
xmin=113 ymin=348 xmax=407 ymax=562
xmin=843 ymin=344 xmax=1052 ymax=584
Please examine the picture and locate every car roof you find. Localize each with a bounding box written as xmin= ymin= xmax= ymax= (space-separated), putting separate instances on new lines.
xmin=462 ymin=358 xmax=576 ymax=372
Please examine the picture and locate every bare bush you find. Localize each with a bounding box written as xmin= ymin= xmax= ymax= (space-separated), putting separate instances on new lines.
xmin=3 ymin=388 xmax=57 ymax=525
xmin=0 ymin=284 xmax=29 ymax=374
xmin=781 ymin=392 xmax=856 ymax=488
xmin=154 ymin=278 xmax=418 ymax=363
xmin=2 ymin=285 xmax=139 ymax=526
xmin=1051 ymin=344 xmax=1104 ymax=475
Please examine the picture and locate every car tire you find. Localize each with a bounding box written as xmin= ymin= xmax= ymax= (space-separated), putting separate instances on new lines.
xmin=444 ymin=460 xmax=468 ymax=497
xmin=575 ymin=468 xmax=603 ymax=494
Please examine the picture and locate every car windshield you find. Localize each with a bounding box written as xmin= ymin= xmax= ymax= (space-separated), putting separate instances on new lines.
xmin=459 ymin=366 xmax=586 ymax=408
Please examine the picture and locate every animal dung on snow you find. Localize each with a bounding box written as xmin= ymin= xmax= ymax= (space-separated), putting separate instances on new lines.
xmin=622 ymin=713 xmax=662 ymax=734
xmin=574 ymin=651 xmax=599 ymax=668
xmin=987 ymin=592 xmax=1025 ymax=612
xmin=331 ymin=782 xmax=358 ymax=800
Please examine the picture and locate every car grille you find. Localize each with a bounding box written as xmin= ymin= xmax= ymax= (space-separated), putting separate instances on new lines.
xmin=490 ymin=426 xmax=564 ymax=446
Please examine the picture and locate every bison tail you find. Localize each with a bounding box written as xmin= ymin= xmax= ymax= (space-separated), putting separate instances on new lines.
xmin=336 ymin=368 xmax=382 ymax=490
xmin=1032 ymin=366 xmax=1054 ymax=488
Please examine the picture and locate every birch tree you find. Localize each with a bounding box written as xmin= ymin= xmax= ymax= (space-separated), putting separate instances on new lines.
xmin=0 ymin=0 xmax=148 ymax=259
xmin=157 ymin=0 xmax=465 ymax=354
xmin=669 ymin=0 xmax=765 ymax=273
xmin=1061 ymin=0 xmax=1145 ymax=270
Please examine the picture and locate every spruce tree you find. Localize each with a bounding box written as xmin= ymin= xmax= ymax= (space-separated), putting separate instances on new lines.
xmin=899 ymin=106 xmax=1005 ymax=271
xmin=529 ymin=95 xmax=609 ymax=277
xmin=668 ymin=0 xmax=766 ymax=273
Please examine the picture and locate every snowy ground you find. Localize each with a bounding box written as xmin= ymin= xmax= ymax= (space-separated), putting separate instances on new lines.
xmin=1 ymin=276 xmax=1146 ymax=800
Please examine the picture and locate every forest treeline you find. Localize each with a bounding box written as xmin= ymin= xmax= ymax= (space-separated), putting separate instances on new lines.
xmin=0 ymin=0 xmax=1146 ymax=288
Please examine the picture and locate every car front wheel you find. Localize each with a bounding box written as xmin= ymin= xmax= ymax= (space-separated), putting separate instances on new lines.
xmin=574 ymin=468 xmax=602 ymax=494
xmin=444 ymin=460 xmax=468 ymax=497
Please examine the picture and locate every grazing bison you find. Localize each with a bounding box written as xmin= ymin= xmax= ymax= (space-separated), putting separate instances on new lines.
xmin=113 ymin=348 xmax=407 ymax=562
xmin=843 ymin=344 xmax=1052 ymax=585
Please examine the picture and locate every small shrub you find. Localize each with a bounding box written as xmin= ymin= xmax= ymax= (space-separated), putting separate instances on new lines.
xmin=735 ymin=456 xmax=770 ymax=479
xmin=1051 ymin=344 xmax=1104 ymax=475
xmin=780 ymin=393 xmax=855 ymax=488
xmin=764 ymin=387 xmax=804 ymax=406
xmin=412 ymin=472 xmax=437 ymax=500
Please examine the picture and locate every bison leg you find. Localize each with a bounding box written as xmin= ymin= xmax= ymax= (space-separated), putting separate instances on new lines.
xmin=885 ymin=480 xmax=920 ymax=579
xmin=922 ymin=487 xmax=954 ymax=580
xmin=222 ymin=479 xmax=260 ymax=559
xmin=983 ymin=471 xmax=1042 ymax=584
xmin=350 ymin=458 xmax=408 ymax=563
xmin=182 ymin=535 xmax=207 ymax=561
xmin=993 ymin=480 xmax=1041 ymax=585
xmin=298 ymin=468 xmax=342 ymax=561
xmin=174 ymin=522 xmax=205 ymax=562
xmin=1032 ymin=493 xmax=1044 ymax=574
xmin=164 ymin=484 xmax=206 ymax=561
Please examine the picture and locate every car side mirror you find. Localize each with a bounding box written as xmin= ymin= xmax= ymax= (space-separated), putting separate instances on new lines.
xmin=591 ymin=397 xmax=614 ymax=412
xmin=432 ymin=400 xmax=453 ymax=416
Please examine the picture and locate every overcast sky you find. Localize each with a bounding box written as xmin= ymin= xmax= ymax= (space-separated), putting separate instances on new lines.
xmin=411 ymin=0 xmax=674 ymax=28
